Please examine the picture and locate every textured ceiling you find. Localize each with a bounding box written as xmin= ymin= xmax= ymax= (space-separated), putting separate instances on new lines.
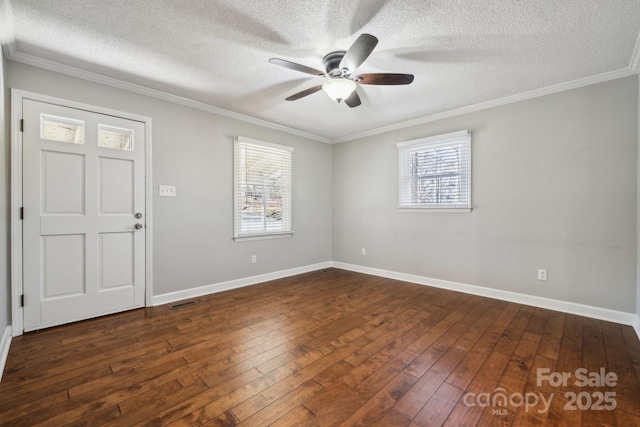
xmin=3 ymin=0 xmax=640 ymax=141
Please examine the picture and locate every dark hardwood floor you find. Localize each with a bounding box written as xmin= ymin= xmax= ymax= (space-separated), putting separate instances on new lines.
xmin=1 ymin=269 xmax=640 ymax=426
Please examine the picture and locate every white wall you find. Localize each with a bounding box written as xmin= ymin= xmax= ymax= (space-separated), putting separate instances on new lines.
xmin=333 ymin=76 xmax=639 ymax=313
xmin=5 ymin=61 xmax=333 ymax=297
xmin=2 ymin=60 xmax=639 ymax=326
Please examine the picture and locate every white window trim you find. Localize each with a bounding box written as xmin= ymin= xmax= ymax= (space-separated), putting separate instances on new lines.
xmin=233 ymin=136 xmax=294 ymax=241
xmin=233 ymin=232 xmax=294 ymax=242
xmin=398 ymin=208 xmax=472 ymax=213
xmin=397 ymin=130 xmax=472 ymax=212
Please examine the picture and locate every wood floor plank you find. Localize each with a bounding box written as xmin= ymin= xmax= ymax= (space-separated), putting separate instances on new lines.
xmin=302 ymin=381 xmax=369 ymax=425
xmin=542 ymin=314 xmax=584 ymax=427
xmin=497 ymin=331 xmax=542 ymax=410
xmin=1 ymin=336 xmax=143 ymax=391
xmin=536 ymin=311 xmax=566 ymax=361
xmin=440 ymin=305 xmax=535 ymax=426
xmin=229 ymin=334 xmax=373 ymax=422
xmin=268 ymin=404 xmax=318 ymax=426
xmin=394 ymin=337 xmax=474 ymax=418
xmin=428 ymin=301 xmax=506 ymax=384
xmin=1 ymin=268 xmax=639 ymax=426
xmin=235 ymin=380 xmax=323 ymax=427
xmin=410 ymin=381 xmax=464 ymax=427
xmin=338 ymin=312 xmax=433 ymax=388
xmin=340 ymin=371 xmax=418 ymax=427
xmin=376 ymin=410 xmax=412 ymax=427
xmin=106 ymin=379 xmax=211 ymax=426
xmin=0 ymin=363 xmax=114 ymax=409
xmin=443 ymin=302 xmax=520 ymax=391
xmin=403 ymin=297 xmax=492 ymax=378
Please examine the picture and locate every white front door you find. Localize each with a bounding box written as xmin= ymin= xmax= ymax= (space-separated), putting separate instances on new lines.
xmin=22 ymin=99 xmax=146 ymax=331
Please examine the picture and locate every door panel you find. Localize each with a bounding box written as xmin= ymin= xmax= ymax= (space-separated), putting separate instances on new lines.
xmin=22 ymin=99 xmax=146 ymax=331
xmin=42 ymin=151 xmax=85 ymax=214
xmin=42 ymin=234 xmax=85 ymax=298
xmin=99 ymin=158 xmax=134 ymax=214
xmin=99 ymin=232 xmax=134 ymax=289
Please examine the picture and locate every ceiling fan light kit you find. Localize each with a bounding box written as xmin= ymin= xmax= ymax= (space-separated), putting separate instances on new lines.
xmin=269 ymin=33 xmax=414 ymax=108
xmin=322 ymin=78 xmax=357 ymax=102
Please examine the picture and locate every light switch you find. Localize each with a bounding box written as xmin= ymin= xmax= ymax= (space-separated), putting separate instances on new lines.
xmin=159 ymin=185 xmax=176 ymax=197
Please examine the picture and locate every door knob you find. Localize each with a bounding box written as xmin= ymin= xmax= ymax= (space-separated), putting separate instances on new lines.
xmin=135 ymin=212 xmax=143 ymax=219
xmin=135 ymin=223 xmax=143 ymax=229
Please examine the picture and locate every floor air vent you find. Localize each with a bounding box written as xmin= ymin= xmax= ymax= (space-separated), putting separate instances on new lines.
xmin=169 ymin=300 xmax=197 ymax=310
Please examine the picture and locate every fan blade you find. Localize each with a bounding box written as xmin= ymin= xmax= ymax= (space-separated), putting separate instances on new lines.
xmin=344 ymin=91 xmax=361 ymax=108
xmin=285 ymin=85 xmax=323 ymax=101
xmin=355 ymin=73 xmax=414 ymax=85
xmin=339 ymin=34 xmax=378 ymax=74
xmin=269 ymin=58 xmax=325 ymax=76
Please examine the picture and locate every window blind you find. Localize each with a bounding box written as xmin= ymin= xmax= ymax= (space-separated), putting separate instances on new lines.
xmin=234 ymin=136 xmax=293 ymax=239
xmin=398 ymin=130 xmax=471 ymax=210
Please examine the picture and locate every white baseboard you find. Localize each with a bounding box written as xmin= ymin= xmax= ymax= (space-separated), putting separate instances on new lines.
xmin=0 ymin=325 xmax=12 ymax=382
xmin=1 ymin=260 xmax=639 ymax=384
xmin=332 ymin=262 xmax=640 ymax=335
xmin=152 ymin=262 xmax=333 ymax=306
xmin=152 ymin=260 xmax=640 ymax=342
xmin=633 ymin=315 xmax=640 ymax=340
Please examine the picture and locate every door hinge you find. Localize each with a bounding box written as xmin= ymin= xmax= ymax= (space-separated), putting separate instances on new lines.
xmin=21 ymin=294 xmax=24 ymax=307
xmin=20 ymin=207 xmax=24 ymax=220
xmin=20 ymin=119 xmax=24 ymax=132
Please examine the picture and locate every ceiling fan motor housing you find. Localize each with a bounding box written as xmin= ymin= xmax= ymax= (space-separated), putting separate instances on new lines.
xmin=323 ymin=51 xmax=347 ymax=77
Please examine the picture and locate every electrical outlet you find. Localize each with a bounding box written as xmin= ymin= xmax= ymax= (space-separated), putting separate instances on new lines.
xmin=159 ymin=185 xmax=176 ymax=197
xmin=251 ymin=255 xmax=257 ymax=264
xmin=538 ymin=269 xmax=548 ymax=281
xmin=361 ymin=248 xmax=366 ymax=256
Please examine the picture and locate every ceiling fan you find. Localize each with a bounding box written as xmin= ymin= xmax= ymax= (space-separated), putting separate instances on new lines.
xmin=269 ymin=34 xmax=414 ymax=108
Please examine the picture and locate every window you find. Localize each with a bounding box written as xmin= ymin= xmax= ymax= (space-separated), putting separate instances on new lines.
xmin=398 ymin=130 xmax=471 ymax=212
xmin=98 ymin=124 xmax=134 ymax=150
xmin=234 ymin=136 xmax=293 ymax=240
xmin=41 ymin=114 xmax=85 ymax=144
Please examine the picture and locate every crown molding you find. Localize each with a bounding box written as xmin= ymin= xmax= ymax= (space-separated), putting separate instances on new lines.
xmin=333 ymin=68 xmax=637 ymax=143
xmin=0 ymin=0 xmax=16 ymax=58
xmin=7 ymin=49 xmax=634 ymax=146
xmin=2 ymin=47 xmax=332 ymax=145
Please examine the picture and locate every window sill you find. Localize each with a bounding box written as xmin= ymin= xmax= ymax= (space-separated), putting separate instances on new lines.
xmin=398 ymin=207 xmax=473 ymax=214
xmin=234 ymin=232 xmax=294 ymax=242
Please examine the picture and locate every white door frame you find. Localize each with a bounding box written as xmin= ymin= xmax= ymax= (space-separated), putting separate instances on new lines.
xmin=10 ymin=89 xmax=154 ymax=336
